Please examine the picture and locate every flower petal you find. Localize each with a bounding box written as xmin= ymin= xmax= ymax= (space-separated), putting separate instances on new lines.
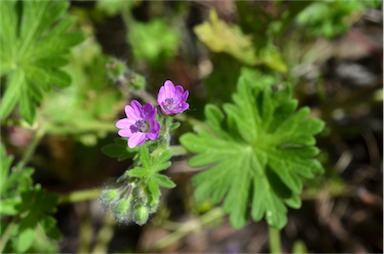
xmin=116 ymin=118 xmax=135 ymax=129
xmin=158 ymin=86 xmax=166 ymax=103
xmin=175 ymin=85 xmax=185 ymax=95
xmin=147 ymin=121 xmax=160 ymax=140
xmin=143 ymin=103 xmax=156 ymax=120
xmin=164 ymin=80 xmax=176 ymax=98
xmin=181 ymin=90 xmax=189 ymax=102
xmin=118 ymin=129 xmax=133 ymax=138
xmin=180 ymin=102 xmax=189 ymax=112
xmin=125 ymin=105 xmax=139 ymax=120
xmin=130 ymin=100 xmax=144 ymax=118
xmin=128 ymin=133 xmax=146 ymax=148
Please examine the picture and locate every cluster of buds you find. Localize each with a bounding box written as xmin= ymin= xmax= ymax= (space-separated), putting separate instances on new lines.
xmin=100 ymin=181 xmax=159 ymax=226
xmin=106 ymin=57 xmax=145 ymax=90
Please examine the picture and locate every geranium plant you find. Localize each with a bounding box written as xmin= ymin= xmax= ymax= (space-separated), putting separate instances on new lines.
xmin=101 ymin=80 xmax=189 ymax=225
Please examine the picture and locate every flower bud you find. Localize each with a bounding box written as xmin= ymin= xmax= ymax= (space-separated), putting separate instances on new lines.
xmin=133 ymin=204 xmax=149 ymax=226
xmin=112 ymin=199 xmax=131 ymax=222
xmin=148 ymin=197 xmax=160 ymax=214
xmin=132 ymin=185 xmax=148 ymax=204
xmin=100 ymin=189 xmax=119 ymax=206
xmin=106 ymin=58 xmax=127 ymax=85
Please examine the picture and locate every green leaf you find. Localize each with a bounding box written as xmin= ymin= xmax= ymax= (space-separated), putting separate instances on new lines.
xmin=0 ymin=198 xmax=20 ymax=215
xmin=0 ymin=144 xmax=61 ymax=252
xmin=0 ymin=0 xmax=84 ymax=124
xmin=152 ymin=150 xmax=172 ymax=172
xmin=96 ymin=0 xmax=135 ymax=16
xmin=180 ymin=68 xmax=324 ymax=229
xmin=102 ymin=139 xmax=136 ymax=161
xmin=0 ymin=143 xmax=13 ymax=193
xmin=126 ymin=148 xmax=174 ymax=186
xmin=15 ymin=215 xmax=37 ymax=252
xmin=154 ymin=174 xmax=176 ymax=188
xmin=127 ymin=18 xmax=180 ymax=65
xmin=296 ymin=0 xmax=381 ymax=38
xmin=0 ymin=144 xmax=34 ymax=198
xmin=147 ymin=179 xmax=161 ymax=200
xmin=127 ymin=167 xmax=151 ymax=178
xmin=39 ymin=216 xmax=62 ymax=240
xmin=102 ymin=144 xmax=125 ymax=158
xmin=139 ymin=147 xmax=152 ymax=168
xmin=40 ymin=39 xmax=124 ymax=145
xmin=194 ymin=10 xmax=257 ymax=66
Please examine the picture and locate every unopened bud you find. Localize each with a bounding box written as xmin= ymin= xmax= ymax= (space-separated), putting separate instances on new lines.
xmin=100 ymin=189 xmax=119 ymax=206
xmin=106 ymin=58 xmax=126 ymax=82
xmin=148 ymin=197 xmax=160 ymax=213
xmin=112 ymin=199 xmax=131 ymax=222
xmin=129 ymin=73 xmax=145 ymax=90
xmin=132 ymin=185 xmax=148 ymax=205
xmin=133 ymin=204 xmax=149 ymax=226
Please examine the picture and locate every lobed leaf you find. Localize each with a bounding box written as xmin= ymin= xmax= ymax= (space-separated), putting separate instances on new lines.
xmin=0 ymin=0 xmax=84 ymax=124
xmin=154 ymin=174 xmax=176 ymax=188
xmin=181 ymin=68 xmax=324 ymax=229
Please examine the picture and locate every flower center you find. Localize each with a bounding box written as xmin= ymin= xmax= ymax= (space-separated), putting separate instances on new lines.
xmin=162 ymin=98 xmax=178 ymax=111
xmin=130 ymin=120 xmax=150 ymax=133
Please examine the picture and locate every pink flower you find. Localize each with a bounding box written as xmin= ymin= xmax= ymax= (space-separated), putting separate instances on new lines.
xmin=116 ymin=100 xmax=160 ymax=148
xmin=157 ymin=80 xmax=189 ymax=115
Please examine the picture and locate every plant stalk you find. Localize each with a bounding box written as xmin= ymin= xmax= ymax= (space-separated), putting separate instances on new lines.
xmin=17 ymin=123 xmax=46 ymax=170
xmin=0 ymin=219 xmax=16 ymax=253
xmin=268 ymin=226 xmax=282 ymax=254
xmin=58 ymin=189 xmax=101 ymax=204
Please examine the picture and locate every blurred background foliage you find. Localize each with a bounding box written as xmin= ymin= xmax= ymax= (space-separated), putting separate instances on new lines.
xmin=1 ymin=0 xmax=382 ymax=253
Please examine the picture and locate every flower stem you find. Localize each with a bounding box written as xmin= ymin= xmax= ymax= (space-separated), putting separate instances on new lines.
xmin=0 ymin=219 xmax=16 ymax=253
xmin=154 ymin=208 xmax=225 ymax=250
xmin=268 ymin=226 xmax=282 ymax=254
xmin=58 ymin=189 xmax=101 ymax=204
xmin=17 ymin=123 xmax=46 ymax=170
xmin=169 ymin=145 xmax=187 ymax=156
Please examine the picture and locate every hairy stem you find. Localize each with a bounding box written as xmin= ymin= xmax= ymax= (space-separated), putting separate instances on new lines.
xmin=154 ymin=208 xmax=225 ymax=250
xmin=17 ymin=123 xmax=46 ymax=170
xmin=268 ymin=226 xmax=282 ymax=254
xmin=169 ymin=145 xmax=187 ymax=156
xmin=58 ymin=189 xmax=101 ymax=204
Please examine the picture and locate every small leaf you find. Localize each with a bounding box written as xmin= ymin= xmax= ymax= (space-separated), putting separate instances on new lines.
xmin=39 ymin=216 xmax=62 ymax=240
xmin=127 ymin=167 xmax=151 ymax=178
xmin=154 ymin=174 xmax=176 ymax=188
xmin=147 ymin=179 xmax=161 ymax=199
xmin=156 ymin=149 xmax=173 ymax=164
xmin=194 ymin=10 xmax=256 ymax=66
xmin=139 ymin=147 xmax=152 ymax=168
xmin=97 ymin=0 xmax=135 ymax=16
xmin=15 ymin=215 xmax=37 ymax=252
xmin=0 ymin=198 xmax=20 ymax=215
xmin=152 ymin=162 xmax=172 ymax=172
xmin=102 ymin=144 xmax=125 ymax=158
xmin=127 ymin=19 xmax=180 ymax=65
xmin=170 ymin=121 xmax=181 ymax=130
xmin=0 ymin=72 xmax=22 ymax=121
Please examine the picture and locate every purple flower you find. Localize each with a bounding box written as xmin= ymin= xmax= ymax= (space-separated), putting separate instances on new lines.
xmin=116 ymin=100 xmax=160 ymax=148
xmin=158 ymin=80 xmax=189 ymax=115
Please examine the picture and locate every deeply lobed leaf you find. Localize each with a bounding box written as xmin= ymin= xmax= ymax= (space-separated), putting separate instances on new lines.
xmin=0 ymin=0 xmax=84 ymax=124
xmin=181 ymin=68 xmax=324 ymax=229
